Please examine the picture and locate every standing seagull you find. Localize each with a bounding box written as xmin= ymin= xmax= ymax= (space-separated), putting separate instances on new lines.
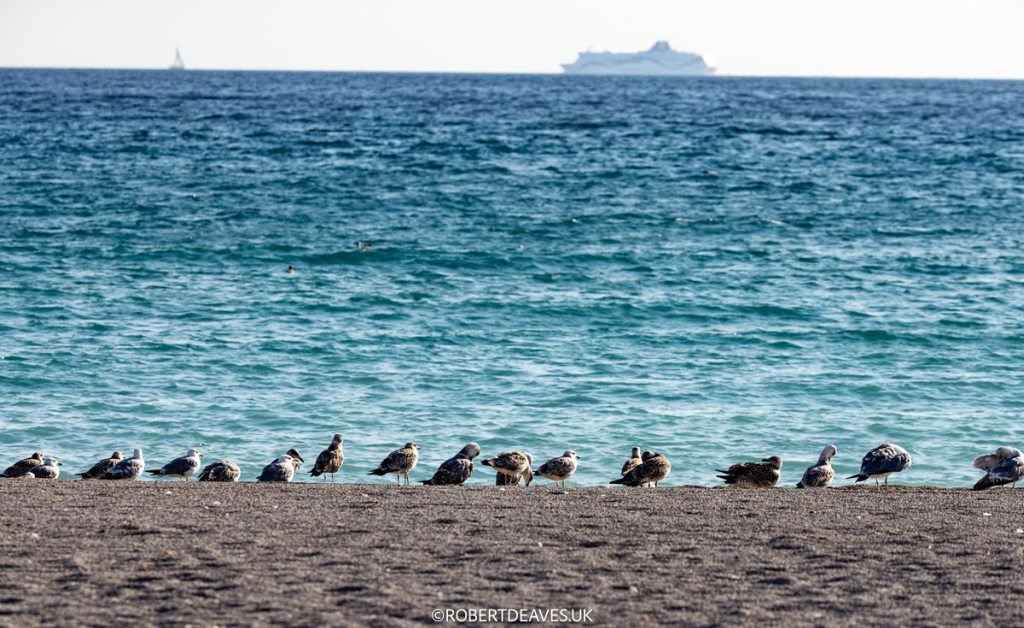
xmin=611 ymin=451 xmax=671 ymax=487
xmin=198 ymin=460 xmax=241 ymax=482
xmin=422 ymin=443 xmax=481 ymax=486
xmin=77 ymin=451 xmax=124 ymax=480
xmin=973 ymin=448 xmax=1024 ymax=490
xmin=482 ymin=451 xmax=534 ymax=487
xmin=621 ymin=447 xmax=643 ymax=478
xmin=797 ymin=445 xmax=837 ymax=488
xmin=258 ymin=455 xmax=296 ymax=482
xmin=535 ymin=450 xmax=581 ymax=487
xmin=2 ymin=452 xmax=44 ymax=478
xmin=309 ymin=433 xmax=345 ymax=483
xmin=368 ymin=442 xmax=420 ymax=485
xmin=848 ymin=444 xmax=912 ymax=488
xmin=146 ymin=448 xmax=203 ymax=481
xmin=25 ymin=457 xmax=62 ymax=479
xmin=717 ymin=456 xmax=783 ymax=488
xmin=101 ymin=449 xmax=145 ymax=480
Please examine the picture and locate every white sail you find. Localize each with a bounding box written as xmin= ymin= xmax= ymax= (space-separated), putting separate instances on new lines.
xmin=170 ymin=48 xmax=185 ymax=71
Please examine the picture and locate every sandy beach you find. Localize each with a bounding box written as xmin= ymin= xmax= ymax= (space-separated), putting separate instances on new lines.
xmin=1 ymin=482 xmax=1022 ymax=626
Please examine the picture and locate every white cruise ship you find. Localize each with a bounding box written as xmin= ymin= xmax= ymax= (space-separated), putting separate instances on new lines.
xmin=561 ymin=41 xmax=714 ymax=76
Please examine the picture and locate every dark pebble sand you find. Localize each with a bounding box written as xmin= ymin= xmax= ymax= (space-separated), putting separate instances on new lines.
xmin=1 ymin=482 xmax=1022 ymax=626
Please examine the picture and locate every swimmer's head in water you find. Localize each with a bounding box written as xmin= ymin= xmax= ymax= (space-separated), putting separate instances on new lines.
xmin=287 ymin=265 xmax=295 ymax=273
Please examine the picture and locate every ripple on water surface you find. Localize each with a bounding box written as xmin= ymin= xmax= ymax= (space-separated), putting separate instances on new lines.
xmin=1 ymin=71 xmax=1023 ymax=486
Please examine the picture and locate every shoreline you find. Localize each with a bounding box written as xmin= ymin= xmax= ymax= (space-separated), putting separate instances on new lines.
xmin=2 ymin=483 xmax=1022 ymax=625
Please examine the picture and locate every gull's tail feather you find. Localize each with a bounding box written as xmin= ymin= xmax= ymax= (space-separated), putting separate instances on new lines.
xmin=973 ymin=476 xmax=994 ymax=491
xmin=847 ymin=474 xmax=868 ymax=482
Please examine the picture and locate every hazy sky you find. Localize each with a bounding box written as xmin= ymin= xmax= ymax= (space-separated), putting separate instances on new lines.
xmin=2 ymin=0 xmax=1022 ymax=78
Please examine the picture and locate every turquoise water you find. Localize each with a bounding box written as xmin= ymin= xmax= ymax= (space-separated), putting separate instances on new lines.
xmin=1 ymin=69 xmax=1023 ymax=486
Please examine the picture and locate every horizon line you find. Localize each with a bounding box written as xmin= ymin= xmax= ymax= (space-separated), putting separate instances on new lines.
xmin=1 ymin=65 xmax=1022 ymax=82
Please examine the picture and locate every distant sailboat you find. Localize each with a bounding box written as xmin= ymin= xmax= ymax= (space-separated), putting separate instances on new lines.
xmin=169 ymin=47 xmax=185 ymax=71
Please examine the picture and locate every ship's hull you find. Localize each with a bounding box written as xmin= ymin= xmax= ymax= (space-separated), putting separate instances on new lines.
xmin=561 ymin=62 xmax=713 ymax=76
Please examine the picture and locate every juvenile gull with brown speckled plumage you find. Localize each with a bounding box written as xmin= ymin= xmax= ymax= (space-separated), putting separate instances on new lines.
xmin=621 ymin=447 xmax=642 ymax=478
xmin=610 ymin=451 xmax=671 ymax=487
xmin=796 ymin=446 xmax=837 ymax=488
xmin=198 ymin=460 xmax=241 ymax=482
xmin=718 ymin=456 xmax=782 ymax=488
xmin=535 ymin=450 xmax=580 ymax=487
xmin=369 ymin=442 xmax=420 ymax=485
xmin=77 ymin=451 xmax=124 ymax=480
xmin=482 ymin=451 xmax=533 ymax=487
xmin=309 ymin=434 xmax=344 ymax=482
xmin=2 ymin=452 xmax=44 ymax=478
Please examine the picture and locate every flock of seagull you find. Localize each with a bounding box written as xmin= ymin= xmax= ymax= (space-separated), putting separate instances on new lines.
xmin=2 ymin=435 xmax=1023 ymax=490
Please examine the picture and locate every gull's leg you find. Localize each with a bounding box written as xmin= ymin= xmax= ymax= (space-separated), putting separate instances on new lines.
xmin=885 ymin=476 xmax=889 ymax=487
xmin=875 ymin=478 xmax=880 ymax=489
xmin=396 ymin=473 xmax=400 ymax=486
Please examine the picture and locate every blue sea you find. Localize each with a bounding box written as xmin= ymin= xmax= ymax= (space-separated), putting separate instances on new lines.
xmin=1 ymin=69 xmax=1023 ymax=486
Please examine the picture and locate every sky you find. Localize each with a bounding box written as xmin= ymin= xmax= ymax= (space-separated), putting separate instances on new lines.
xmin=1 ymin=0 xmax=1023 ymax=78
